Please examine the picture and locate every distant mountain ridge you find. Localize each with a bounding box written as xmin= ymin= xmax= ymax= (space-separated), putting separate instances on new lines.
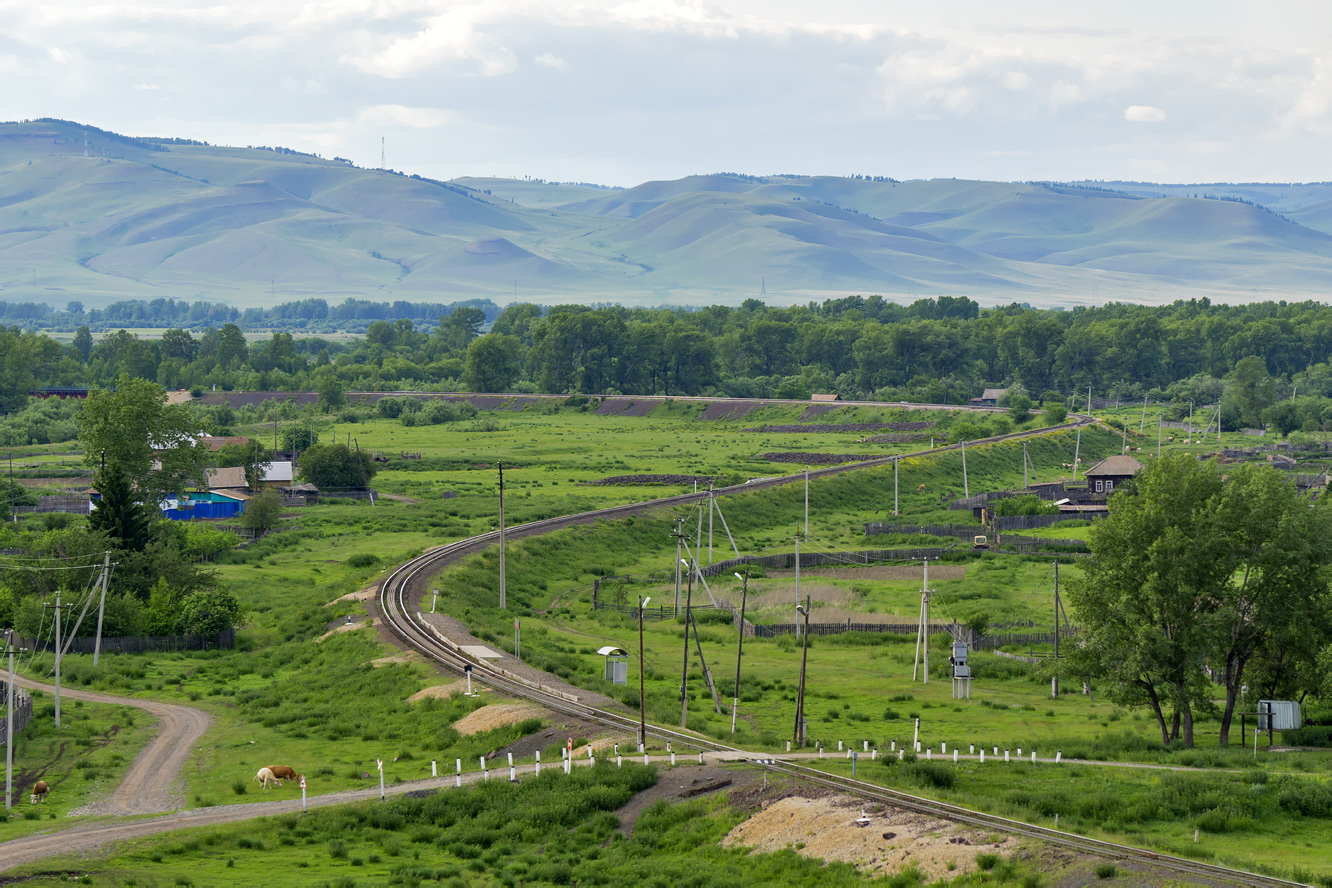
xmin=2 ymin=119 xmax=1332 ymax=310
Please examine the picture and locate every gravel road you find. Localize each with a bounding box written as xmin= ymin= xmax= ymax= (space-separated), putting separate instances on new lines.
xmin=12 ymin=676 xmax=212 ymax=817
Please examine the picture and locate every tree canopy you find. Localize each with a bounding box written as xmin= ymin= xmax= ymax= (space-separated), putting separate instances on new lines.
xmin=298 ymin=443 xmax=378 ymax=490
xmin=1070 ymin=454 xmax=1332 ymax=747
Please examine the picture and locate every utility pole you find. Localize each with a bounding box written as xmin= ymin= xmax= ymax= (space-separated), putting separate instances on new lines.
xmin=1087 ymin=387 xmax=1092 ymax=414
xmin=803 ymin=466 xmax=809 ymax=541
xmin=961 ymin=440 xmax=968 ymax=498
xmin=730 ymin=571 xmax=748 ymax=734
xmin=498 ymin=463 xmax=506 ymax=609
xmin=638 ymin=596 xmax=649 ymax=750
xmin=1158 ymin=413 xmax=1163 ymax=458
xmin=8 ymin=454 xmax=12 ymax=523
xmin=47 ymin=592 xmax=65 ymax=727
xmin=793 ymin=596 xmax=810 ymax=748
xmin=680 ymin=547 xmax=694 ymax=729
xmin=92 ymin=552 xmax=110 ymax=666
xmin=5 ymin=632 xmax=25 ymax=815
xmin=707 ymin=482 xmax=713 ymax=561
xmin=893 ymin=458 xmax=898 ymax=515
xmin=1188 ymin=400 xmax=1194 ymax=438
xmin=794 ymin=536 xmax=801 ymax=640
xmin=1072 ymin=426 xmax=1081 ymax=481
xmin=673 ymin=521 xmax=683 ymax=616
xmin=914 ymin=561 xmax=931 ymax=684
xmin=1140 ymin=395 xmax=1148 ymax=434
xmin=1023 ymin=440 xmax=1029 ymax=488
xmin=353 ymin=439 xmax=373 ymax=506
xmin=1053 ymin=560 xmax=1060 ymax=698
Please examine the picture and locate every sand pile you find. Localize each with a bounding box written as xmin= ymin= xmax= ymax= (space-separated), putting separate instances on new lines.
xmin=723 ymin=795 xmax=1012 ymax=880
xmin=454 ymin=703 xmax=546 ymax=735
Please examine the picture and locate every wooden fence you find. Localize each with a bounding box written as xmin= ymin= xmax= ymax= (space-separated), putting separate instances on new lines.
xmin=994 ymin=513 xmax=1101 ymax=531
xmin=863 ymin=523 xmax=981 ymax=541
xmin=0 ymin=683 xmax=32 ymax=747
xmin=747 ymin=620 xmax=966 ymax=639
xmin=973 ymin=630 xmax=1076 ymax=651
xmin=17 ymin=628 xmax=235 ymax=655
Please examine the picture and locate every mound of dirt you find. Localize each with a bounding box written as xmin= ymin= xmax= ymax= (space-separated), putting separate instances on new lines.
xmin=723 ymin=795 xmax=1013 ymax=880
xmin=861 ymin=433 xmax=930 ymax=444
xmin=760 ymin=452 xmax=876 ymax=465
xmin=800 ymin=404 xmax=843 ymax=420
xmin=746 ymin=423 xmax=932 ymax=433
xmin=328 ymin=586 xmax=378 ymax=605
xmin=595 ymin=398 xmax=658 ymax=417
xmin=586 ymin=474 xmax=718 ymax=486
xmin=408 ymin=680 xmax=469 ymax=702
xmin=454 ymin=703 xmax=546 ymax=735
xmin=699 ymin=401 xmax=760 ymax=420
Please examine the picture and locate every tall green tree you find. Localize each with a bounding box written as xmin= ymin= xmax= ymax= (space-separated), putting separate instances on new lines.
xmin=298 ymin=443 xmax=377 ymax=489
xmin=79 ymin=375 xmax=209 ymax=504
xmin=1069 ymin=454 xmax=1228 ymax=747
xmin=463 ymin=334 xmax=523 ymax=393
xmin=88 ymin=463 xmax=153 ymax=552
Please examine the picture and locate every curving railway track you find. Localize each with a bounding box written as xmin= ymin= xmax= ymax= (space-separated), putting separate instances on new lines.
xmin=376 ymin=416 xmax=1307 ymax=887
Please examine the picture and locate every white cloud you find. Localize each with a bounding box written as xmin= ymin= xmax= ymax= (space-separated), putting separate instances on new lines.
xmin=534 ymin=52 xmax=566 ymax=69
xmin=1124 ymin=104 xmax=1166 ymax=122
xmin=134 ymin=83 xmax=160 ymax=90
xmin=356 ymin=104 xmax=454 ymax=128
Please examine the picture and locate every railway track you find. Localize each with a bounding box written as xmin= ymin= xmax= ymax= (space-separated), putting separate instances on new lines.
xmin=377 ymin=416 xmax=1305 ymax=886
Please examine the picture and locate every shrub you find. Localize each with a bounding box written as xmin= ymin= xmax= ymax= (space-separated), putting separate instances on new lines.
xmin=1095 ymin=863 xmax=1117 ymax=879
xmin=347 ymin=553 xmax=379 ymax=568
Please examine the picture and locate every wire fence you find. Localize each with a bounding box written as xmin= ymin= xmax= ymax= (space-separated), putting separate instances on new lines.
xmin=15 ymin=628 xmax=235 ymax=655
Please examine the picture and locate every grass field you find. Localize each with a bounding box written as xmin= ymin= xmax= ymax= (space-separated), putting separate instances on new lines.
xmin=6 ymin=399 xmax=1331 ymax=883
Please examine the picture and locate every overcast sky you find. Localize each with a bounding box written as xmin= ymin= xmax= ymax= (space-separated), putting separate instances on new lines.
xmin=4 ymin=0 xmax=1332 ymax=186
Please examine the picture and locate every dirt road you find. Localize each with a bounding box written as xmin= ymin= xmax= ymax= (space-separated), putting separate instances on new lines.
xmin=13 ymin=676 xmax=211 ymax=817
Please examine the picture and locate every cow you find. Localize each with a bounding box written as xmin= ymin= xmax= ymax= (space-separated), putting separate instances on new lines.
xmin=30 ymin=781 xmax=48 ymax=804
xmin=267 ymin=765 xmax=300 ymax=783
xmin=255 ymin=767 xmax=280 ymax=789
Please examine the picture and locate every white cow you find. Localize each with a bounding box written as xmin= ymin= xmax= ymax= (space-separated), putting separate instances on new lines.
xmin=255 ymin=767 xmax=281 ymax=790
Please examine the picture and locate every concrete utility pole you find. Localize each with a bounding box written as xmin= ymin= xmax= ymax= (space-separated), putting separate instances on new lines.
xmin=1072 ymin=427 xmax=1081 ymax=480
xmin=893 ymin=458 xmax=898 ymax=515
xmin=638 ymin=596 xmax=649 ymax=750
xmin=793 ymin=596 xmax=811 ymax=747
xmin=914 ymin=561 xmax=931 ymax=684
xmin=498 ymin=463 xmax=506 ymax=609
xmin=1053 ymin=560 xmax=1061 ymax=698
xmin=1140 ymin=395 xmax=1148 ymax=434
xmin=1158 ymin=413 xmax=1163 ymax=458
xmin=1023 ymin=440 xmax=1029 ymax=488
xmin=707 ymin=482 xmax=713 ymax=561
xmin=731 ymin=571 xmax=748 ymax=734
xmin=92 ymin=552 xmax=110 ymax=666
xmin=961 ymin=441 xmax=968 ymax=499
xmin=673 ymin=520 xmax=683 ymax=616
xmin=794 ymin=536 xmax=801 ymax=640
xmin=803 ymin=466 xmax=809 ymax=541
xmin=5 ymin=632 xmax=25 ymax=814
xmin=680 ymin=547 xmax=695 ymax=729
xmin=49 ymin=592 xmax=63 ymax=727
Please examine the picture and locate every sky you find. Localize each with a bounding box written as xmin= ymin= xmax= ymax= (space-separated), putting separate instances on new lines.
xmin=3 ymin=0 xmax=1332 ymax=186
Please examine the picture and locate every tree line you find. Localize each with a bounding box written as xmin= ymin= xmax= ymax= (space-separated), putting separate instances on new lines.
xmin=7 ymin=295 xmax=1332 ymax=431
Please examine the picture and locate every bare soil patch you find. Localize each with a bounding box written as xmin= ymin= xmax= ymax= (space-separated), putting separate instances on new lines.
xmin=454 ymin=703 xmax=546 ymax=735
xmin=408 ymin=680 xmax=469 ymax=702
xmin=585 ymin=474 xmax=717 ymax=486
xmin=328 ymin=586 xmax=378 ymax=605
xmin=698 ymin=400 xmax=759 ymax=421
xmin=799 ymin=404 xmax=843 ymax=420
xmin=616 ymin=765 xmax=761 ymax=834
xmin=316 ymin=617 xmax=377 ymax=641
xmin=723 ymin=794 xmax=1014 ymax=880
xmin=761 ymin=452 xmax=877 ymax=465
xmin=595 ymin=398 xmax=657 ymax=417
xmin=746 ymin=422 xmax=932 ymax=433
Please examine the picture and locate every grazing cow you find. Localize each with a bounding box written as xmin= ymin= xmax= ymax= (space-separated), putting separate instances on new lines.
xmin=30 ymin=781 xmax=48 ymax=804
xmin=267 ymin=765 xmax=300 ymax=782
xmin=255 ymin=767 xmax=280 ymax=789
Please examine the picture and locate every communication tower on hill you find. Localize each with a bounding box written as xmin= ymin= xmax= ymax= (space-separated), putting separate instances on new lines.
xmin=380 ymin=137 xmax=386 ymax=172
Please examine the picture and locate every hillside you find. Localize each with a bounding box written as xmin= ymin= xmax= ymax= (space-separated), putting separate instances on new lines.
xmin=4 ymin=119 xmax=1332 ymax=309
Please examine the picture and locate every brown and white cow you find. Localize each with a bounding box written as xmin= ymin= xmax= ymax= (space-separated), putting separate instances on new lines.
xmin=30 ymin=781 xmax=48 ymax=804
xmin=266 ymin=765 xmax=300 ymax=783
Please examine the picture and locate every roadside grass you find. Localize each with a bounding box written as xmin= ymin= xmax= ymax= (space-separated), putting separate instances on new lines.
xmin=811 ymin=757 xmax=1332 ymax=885
xmin=9 ymin=763 xmax=1052 ymax=887
xmin=0 ymin=689 xmax=155 ymax=833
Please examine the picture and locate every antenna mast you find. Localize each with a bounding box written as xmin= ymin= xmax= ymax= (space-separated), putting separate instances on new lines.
xmin=380 ymin=137 xmax=386 ymax=172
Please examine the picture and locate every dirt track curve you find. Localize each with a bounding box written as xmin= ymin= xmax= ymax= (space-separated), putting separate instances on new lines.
xmin=12 ymin=676 xmax=211 ymax=817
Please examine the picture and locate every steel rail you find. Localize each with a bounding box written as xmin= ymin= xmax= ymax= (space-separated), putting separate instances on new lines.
xmin=372 ymin=415 xmax=1305 ymax=887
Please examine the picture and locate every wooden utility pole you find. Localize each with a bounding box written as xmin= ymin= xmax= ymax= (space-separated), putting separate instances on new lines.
xmin=914 ymin=560 xmax=931 ymax=684
xmin=680 ymin=545 xmax=694 ymax=729
xmin=1053 ymin=560 xmax=1060 ymax=698
xmin=498 ymin=463 xmax=506 ymax=609
xmin=92 ymin=552 xmax=110 ymax=666
xmin=961 ymin=441 xmax=968 ymax=499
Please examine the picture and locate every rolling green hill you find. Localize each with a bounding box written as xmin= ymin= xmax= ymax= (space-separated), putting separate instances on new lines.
xmin=4 ymin=119 xmax=1332 ymax=310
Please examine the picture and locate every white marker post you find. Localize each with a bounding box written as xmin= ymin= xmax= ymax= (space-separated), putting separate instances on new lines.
xmin=300 ymin=775 xmax=307 ymax=813
xmin=509 ymin=752 xmax=516 ymax=782
xmin=431 ymin=589 xmax=438 ymax=613
xmin=456 ymin=759 xmax=462 ymax=787
xmin=377 ymin=759 xmax=384 ymax=800
xmin=535 ymin=751 xmax=541 ymax=776
xmin=432 ymin=759 xmax=437 ymax=777
xmin=481 ymin=756 xmax=489 ymax=781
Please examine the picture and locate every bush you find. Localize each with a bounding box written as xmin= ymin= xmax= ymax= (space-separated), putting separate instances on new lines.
xmin=1283 ymin=725 xmax=1332 ymax=747
xmin=347 ymin=553 xmax=380 ymax=568
xmin=1095 ymin=863 xmax=1117 ymax=879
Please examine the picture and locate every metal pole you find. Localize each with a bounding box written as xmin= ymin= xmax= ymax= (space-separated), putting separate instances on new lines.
xmin=1072 ymin=427 xmax=1081 ymax=480
xmin=675 ymin=526 xmax=682 ymax=616
xmin=708 ymin=483 xmax=713 ymax=561
xmin=93 ymin=552 xmax=109 ymax=666
xmin=803 ymin=466 xmax=809 ymax=540
xmin=638 ymin=596 xmax=647 ymax=750
xmin=923 ymin=562 xmax=929 ymax=685
xmin=498 ymin=463 xmax=505 ymax=609
xmin=731 ymin=571 xmax=748 ymax=734
xmin=1140 ymin=395 xmax=1148 ymax=434
xmin=1023 ymin=440 xmax=1028 ymax=488
xmin=1053 ymin=560 xmax=1060 ymax=698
